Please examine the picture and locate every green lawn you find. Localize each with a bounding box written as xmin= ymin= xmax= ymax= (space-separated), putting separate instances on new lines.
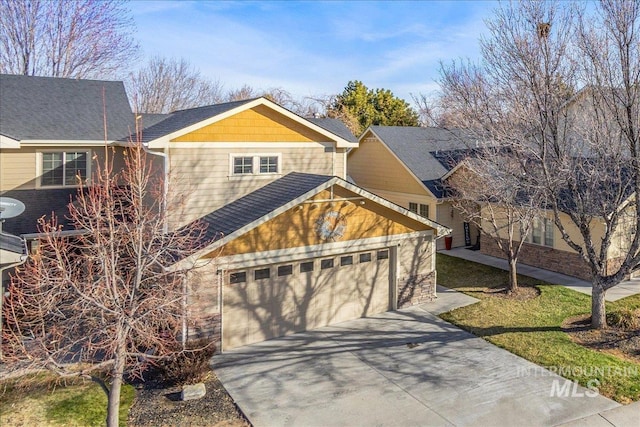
xmin=437 ymin=253 xmax=640 ymax=403
xmin=0 ymin=374 xmax=134 ymax=426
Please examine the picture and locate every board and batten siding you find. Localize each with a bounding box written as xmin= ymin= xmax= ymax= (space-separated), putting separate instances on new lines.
xmin=168 ymin=145 xmax=341 ymax=226
xmin=348 ymin=135 xmax=427 ymax=195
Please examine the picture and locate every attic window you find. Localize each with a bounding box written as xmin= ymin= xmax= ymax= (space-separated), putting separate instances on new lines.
xmin=233 ymin=157 xmax=253 ymax=174
xmin=40 ymin=151 xmax=89 ymax=187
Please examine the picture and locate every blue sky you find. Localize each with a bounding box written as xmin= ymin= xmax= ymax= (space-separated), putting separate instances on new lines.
xmin=131 ymin=1 xmax=498 ymax=104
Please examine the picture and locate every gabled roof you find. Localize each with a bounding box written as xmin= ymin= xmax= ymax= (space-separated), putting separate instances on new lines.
xmin=130 ymin=99 xmax=258 ymax=144
xmin=0 ymin=74 xmax=135 ymax=142
xmin=364 ymin=126 xmax=478 ymax=198
xmin=134 ymin=97 xmax=359 ymax=149
xmin=189 ymin=172 xmax=450 ymax=256
xmin=307 ymin=117 xmax=357 ymax=143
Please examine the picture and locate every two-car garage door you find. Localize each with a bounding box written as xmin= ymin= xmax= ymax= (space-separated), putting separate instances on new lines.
xmin=222 ymin=248 xmax=392 ymax=350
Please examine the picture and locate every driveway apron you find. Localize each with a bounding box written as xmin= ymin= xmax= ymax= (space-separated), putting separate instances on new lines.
xmin=212 ymin=305 xmax=620 ymax=427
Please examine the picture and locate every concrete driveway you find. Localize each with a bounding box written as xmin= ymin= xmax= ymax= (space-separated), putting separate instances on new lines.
xmin=212 ymin=291 xmax=620 ymax=427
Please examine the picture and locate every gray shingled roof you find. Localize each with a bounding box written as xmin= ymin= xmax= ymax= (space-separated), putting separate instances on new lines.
xmin=369 ymin=126 xmax=478 ymax=198
xmin=0 ymin=188 xmax=78 ymax=235
xmin=307 ymin=117 xmax=357 ymax=143
xmin=0 ymin=74 xmax=135 ymax=141
xmin=0 ymin=231 xmax=26 ymax=255
xmin=196 ymin=172 xmax=333 ymax=245
xmin=131 ymin=98 xmax=258 ymax=143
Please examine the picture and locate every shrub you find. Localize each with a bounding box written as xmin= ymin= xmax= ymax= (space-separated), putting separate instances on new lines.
xmin=155 ymin=339 xmax=216 ymax=385
xmin=606 ymin=308 xmax=640 ymax=330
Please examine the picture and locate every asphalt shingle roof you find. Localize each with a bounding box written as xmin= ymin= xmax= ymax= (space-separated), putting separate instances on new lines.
xmin=369 ymin=126 xmax=478 ymax=198
xmin=0 ymin=231 xmax=26 ymax=255
xmin=0 ymin=188 xmax=78 ymax=235
xmin=307 ymin=118 xmax=357 ymax=143
xmin=196 ymin=172 xmax=333 ymax=245
xmin=0 ymin=74 xmax=135 ymax=141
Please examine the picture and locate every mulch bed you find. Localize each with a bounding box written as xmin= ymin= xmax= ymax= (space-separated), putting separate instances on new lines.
xmin=128 ymin=372 xmax=249 ymax=427
xmin=562 ymin=314 xmax=640 ymax=364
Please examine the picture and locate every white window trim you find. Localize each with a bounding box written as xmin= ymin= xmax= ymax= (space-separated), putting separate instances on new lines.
xmin=228 ymin=153 xmax=282 ymax=180
xmin=526 ymin=217 xmax=554 ymax=248
xmin=36 ymin=149 xmax=92 ymax=189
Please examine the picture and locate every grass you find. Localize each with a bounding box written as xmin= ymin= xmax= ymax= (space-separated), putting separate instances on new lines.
xmin=437 ymin=253 xmax=640 ymax=403
xmin=0 ymin=373 xmax=135 ymax=426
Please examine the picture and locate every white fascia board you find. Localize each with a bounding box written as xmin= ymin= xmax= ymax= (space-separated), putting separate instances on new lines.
xmin=19 ymin=140 xmax=114 ymax=147
xmin=0 ymin=134 xmax=20 ymax=148
xmin=146 ymin=97 xmax=358 ymax=149
xmin=215 ymin=230 xmax=434 ymax=270
xmin=359 ymin=128 xmax=439 ymax=200
xmin=337 ymin=179 xmax=451 ymax=237
xmin=186 ymin=176 xmax=451 ymax=265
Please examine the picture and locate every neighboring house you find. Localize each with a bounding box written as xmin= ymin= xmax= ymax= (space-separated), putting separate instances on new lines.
xmin=0 ymin=74 xmax=451 ymax=352
xmin=348 ymin=126 xmax=479 ymax=250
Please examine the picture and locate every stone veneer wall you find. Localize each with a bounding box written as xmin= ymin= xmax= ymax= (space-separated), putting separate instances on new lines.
xmin=480 ymin=235 xmax=595 ymax=280
xmin=186 ymin=264 xmax=222 ymax=352
xmin=397 ymin=272 xmax=436 ymax=309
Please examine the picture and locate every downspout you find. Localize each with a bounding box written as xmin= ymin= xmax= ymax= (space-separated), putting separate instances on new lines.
xmin=141 ymin=141 xmax=169 ymax=234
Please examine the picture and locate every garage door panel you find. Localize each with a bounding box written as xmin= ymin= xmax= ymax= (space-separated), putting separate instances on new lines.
xmin=223 ymin=249 xmax=391 ymax=350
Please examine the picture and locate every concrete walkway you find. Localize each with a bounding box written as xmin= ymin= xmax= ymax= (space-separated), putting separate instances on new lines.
xmin=441 ymin=247 xmax=640 ymax=301
xmin=212 ymin=287 xmax=628 ymax=427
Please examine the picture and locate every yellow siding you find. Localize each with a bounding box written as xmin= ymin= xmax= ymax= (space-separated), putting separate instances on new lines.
xmin=173 ymin=105 xmax=333 ymax=143
xmin=360 ymin=188 xmax=437 ymax=222
xmin=348 ymin=134 xmax=429 ymax=195
xmin=168 ymin=145 xmax=338 ymax=226
xmin=213 ymin=187 xmax=431 ymax=257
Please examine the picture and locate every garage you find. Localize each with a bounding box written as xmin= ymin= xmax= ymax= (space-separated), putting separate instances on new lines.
xmin=222 ymin=248 xmax=392 ymax=350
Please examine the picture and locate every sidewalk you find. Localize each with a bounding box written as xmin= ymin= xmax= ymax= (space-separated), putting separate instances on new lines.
xmin=440 ymin=247 xmax=640 ymax=301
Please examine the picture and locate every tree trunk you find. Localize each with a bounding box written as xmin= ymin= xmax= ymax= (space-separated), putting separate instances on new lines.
xmin=591 ymin=283 xmax=607 ymax=329
xmin=106 ymin=354 xmax=126 ymax=427
xmin=508 ymin=257 xmax=519 ymax=292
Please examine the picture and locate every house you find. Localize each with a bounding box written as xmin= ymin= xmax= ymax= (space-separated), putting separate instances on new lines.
xmin=348 ymin=126 xmax=479 ymax=250
xmin=0 ymin=74 xmax=451 ymax=352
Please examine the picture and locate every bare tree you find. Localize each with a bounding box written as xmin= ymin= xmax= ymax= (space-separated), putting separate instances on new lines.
xmin=439 ymin=0 xmax=640 ymax=328
xmin=2 ymin=142 xmax=209 ymax=426
xmin=445 ymin=150 xmax=541 ymax=293
xmin=127 ymin=56 xmax=224 ymax=114
xmin=0 ymin=0 xmax=138 ymax=79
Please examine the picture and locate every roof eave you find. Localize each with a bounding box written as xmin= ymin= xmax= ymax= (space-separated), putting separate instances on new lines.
xmin=0 ymin=134 xmax=21 ymax=149
xmin=145 ymin=97 xmax=356 ymax=148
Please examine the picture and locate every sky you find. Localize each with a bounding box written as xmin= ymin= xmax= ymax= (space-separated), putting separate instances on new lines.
xmin=130 ymin=1 xmax=499 ymax=105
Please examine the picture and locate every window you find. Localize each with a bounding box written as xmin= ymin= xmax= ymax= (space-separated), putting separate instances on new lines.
xmin=377 ymin=250 xmax=389 ymax=260
xmin=233 ymin=157 xmax=253 ymax=175
xmin=259 ymin=156 xmax=278 ymax=173
xmin=359 ymin=252 xmax=372 ymax=263
xmin=278 ymin=265 xmax=293 ymax=276
xmin=300 ymin=261 xmax=314 ymax=272
xmin=528 ymin=218 xmax=554 ymax=247
xmin=41 ymin=151 xmax=88 ymax=186
xmin=321 ymin=258 xmax=334 ymax=269
xmin=230 ymin=272 xmax=246 ymax=284
xmin=254 ymin=268 xmax=270 ymax=280
xmin=409 ymin=202 xmax=418 ymax=213
xmin=340 ymin=255 xmax=353 ymax=266
xmin=419 ymin=204 xmax=429 ymax=218
xmin=230 ymin=154 xmax=281 ymax=177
